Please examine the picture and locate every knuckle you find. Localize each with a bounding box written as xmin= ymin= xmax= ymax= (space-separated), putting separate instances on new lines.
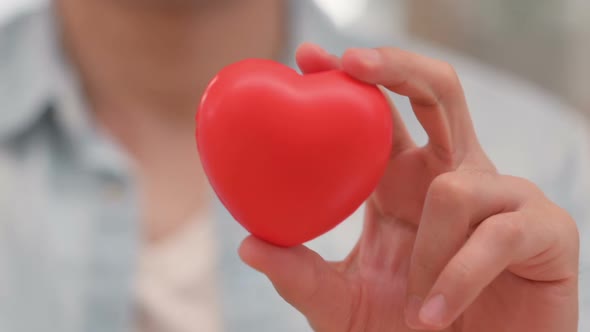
xmin=428 ymin=172 xmax=472 ymax=206
xmin=439 ymin=62 xmax=459 ymax=81
xmin=511 ymin=176 xmax=542 ymax=195
xmin=487 ymin=214 xmax=525 ymax=248
xmin=562 ymin=210 xmax=579 ymax=239
xmin=551 ymin=203 xmax=574 ymax=225
xmin=434 ymin=62 xmax=461 ymax=98
xmin=502 ymin=176 xmax=549 ymax=203
xmin=461 ymin=168 xmax=496 ymax=182
xmin=553 ymin=205 xmax=580 ymax=252
xmin=447 ymin=258 xmax=473 ymax=286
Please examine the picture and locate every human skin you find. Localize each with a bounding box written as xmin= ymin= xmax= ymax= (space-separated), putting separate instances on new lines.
xmin=240 ymin=44 xmax=580 ymax=332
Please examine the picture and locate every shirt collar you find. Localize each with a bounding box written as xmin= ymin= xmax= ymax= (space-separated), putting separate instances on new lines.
xmin=0 ymin=4 xmax=61 ymax=140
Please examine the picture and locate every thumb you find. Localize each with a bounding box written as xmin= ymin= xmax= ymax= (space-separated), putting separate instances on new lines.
xmin=238 ymin=236 xmax=354 ymax=330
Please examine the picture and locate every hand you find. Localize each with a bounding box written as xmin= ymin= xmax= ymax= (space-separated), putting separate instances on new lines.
xmin=239 ymin=44 xmax=580 ymax=331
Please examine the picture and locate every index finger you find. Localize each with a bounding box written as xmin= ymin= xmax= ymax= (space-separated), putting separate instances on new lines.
xmin=295 ymin=43 xmax=416 ymax=155
xmin=342 ymin=48 xmax=480 ymax=163
xmin=295 ymin=42 xmax=341 ymax=74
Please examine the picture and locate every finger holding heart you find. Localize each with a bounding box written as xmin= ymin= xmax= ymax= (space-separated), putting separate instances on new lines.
xmin=199 ymin=44 xmax=579 ymax=332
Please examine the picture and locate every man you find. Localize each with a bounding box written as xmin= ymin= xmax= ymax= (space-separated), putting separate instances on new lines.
xmin=0 ymin=0 xmax=588 ymax=331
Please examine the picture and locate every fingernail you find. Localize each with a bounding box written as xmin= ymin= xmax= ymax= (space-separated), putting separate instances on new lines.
xmin=404 ymin=295 xmax=423 ymax=328
xmin=357 ymin=48 xmax=381 ymax=66
xmin=419 ymin=294 xmax=447 ymax=327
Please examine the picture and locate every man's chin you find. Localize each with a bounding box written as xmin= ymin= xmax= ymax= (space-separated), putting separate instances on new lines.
xmin=113 ymin=0 xmax=239 ymax=10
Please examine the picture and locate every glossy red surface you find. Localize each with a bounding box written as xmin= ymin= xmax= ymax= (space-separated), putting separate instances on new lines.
xmin=196 ymin=59 xmax=393 ymax=246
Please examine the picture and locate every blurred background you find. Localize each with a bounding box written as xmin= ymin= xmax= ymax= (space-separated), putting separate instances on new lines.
xmin=1 ymin=0 xmax=588 ymax=115
xmin=318 ymin=0 xmax=590 ymax=116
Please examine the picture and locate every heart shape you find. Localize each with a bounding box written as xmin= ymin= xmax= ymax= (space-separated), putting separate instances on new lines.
xmin=196 ymin=59 xmax=393 ymax=247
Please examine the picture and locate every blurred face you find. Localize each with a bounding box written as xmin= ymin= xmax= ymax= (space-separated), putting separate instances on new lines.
xmin=57 ymin=0 xmax=283 ymax=16
xmin=109 ymin=0 xmax=247 ymax=10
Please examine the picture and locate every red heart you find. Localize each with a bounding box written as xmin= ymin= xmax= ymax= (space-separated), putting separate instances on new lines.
xmin=196 ymin=59 xmax=393 ymax=247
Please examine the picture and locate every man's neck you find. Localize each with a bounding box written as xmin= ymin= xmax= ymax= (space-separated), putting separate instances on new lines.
xmin=55 ymin=0 xmax=286 ymax=241
xmin=56 ymin=0 xmax=285 ymax=132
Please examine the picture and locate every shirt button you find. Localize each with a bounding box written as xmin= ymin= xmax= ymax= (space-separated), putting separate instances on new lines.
xmin=96 ymin=171 xmax=127 ymax=202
